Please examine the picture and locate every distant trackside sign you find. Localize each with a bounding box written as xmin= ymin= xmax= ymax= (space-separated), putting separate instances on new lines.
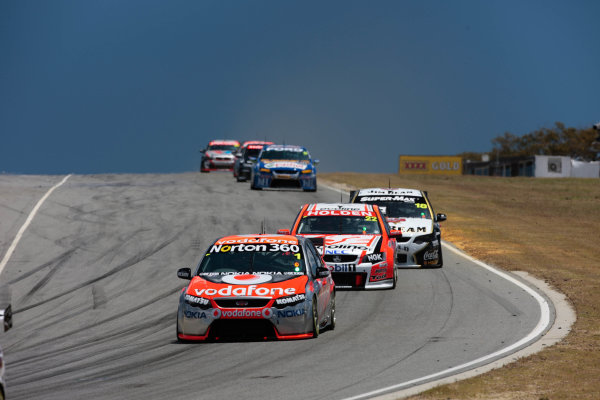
xmin=398 ymin=155 xmax=462 ymax=175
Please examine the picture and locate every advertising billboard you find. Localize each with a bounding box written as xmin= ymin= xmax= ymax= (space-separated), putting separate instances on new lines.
xmin=398 ymin=155 xmax=462 ymax=175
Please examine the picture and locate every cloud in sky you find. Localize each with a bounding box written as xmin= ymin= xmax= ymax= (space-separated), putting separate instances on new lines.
xmin=2 ymin=0 xmax=600 ymax=174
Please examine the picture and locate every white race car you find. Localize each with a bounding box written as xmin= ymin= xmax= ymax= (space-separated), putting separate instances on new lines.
xmin=350 ymin=188 xmax=446 ymax=268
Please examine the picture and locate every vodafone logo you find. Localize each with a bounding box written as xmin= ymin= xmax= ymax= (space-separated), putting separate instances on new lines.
xmin=221 ymin=274 xmax=273 ymax=285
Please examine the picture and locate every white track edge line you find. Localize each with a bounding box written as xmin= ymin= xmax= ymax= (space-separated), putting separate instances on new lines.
xmin=318 ymin=182 xmax=553 ymax=400
xmin=0 ymin=174 xmax=71 ymax=276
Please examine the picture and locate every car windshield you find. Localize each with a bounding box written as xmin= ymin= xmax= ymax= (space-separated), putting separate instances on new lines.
xmin=198 ymin=243 xmax=306 ymax=275
xmin=244 ymin=148 xmax=262 ymax=159
xmin=260 ymin=149 xmax=310 ymax=161
xmin=297 ymin=216 xmax=381 ymax=235
xmin=208 ymin=144 xmax=238 ymax=151
xmin=357 ymin=197 xmax=432 ymax=219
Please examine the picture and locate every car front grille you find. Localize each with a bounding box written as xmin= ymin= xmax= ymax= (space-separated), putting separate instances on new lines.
xmin=331 ymin=272 xmax=367 ymax=289
xmin=214 ymin=298 xmax=270 ymax=308
xmin=323 ymin=254 xmax=358 ymax=263
xmin=209 ymin=319 xmax=275 ymax=340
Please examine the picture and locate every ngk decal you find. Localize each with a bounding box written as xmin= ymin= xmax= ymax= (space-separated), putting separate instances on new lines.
xmin=276 ymin=309 xmax=306 ymax=318
xmin=194 ymin=285 xmax=296 ymax=297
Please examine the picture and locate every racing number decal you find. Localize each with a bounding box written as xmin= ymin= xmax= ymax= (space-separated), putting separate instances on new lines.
xmin=415 ymin=203 xmax=428 ymax=209
xmin=365 ymin=216 xmax=377 ymax=221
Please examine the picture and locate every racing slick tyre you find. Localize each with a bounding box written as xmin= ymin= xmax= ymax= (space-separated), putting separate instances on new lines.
xmin=328 ymin=293 xmax=336 ymax=331
xmin=311 ymin=298 xmax=320 ymax=338
xmin=200 ymin=161 xmax=210 ymax=173
xmin=391 ymin=268 xmax=398 ymax=289
xmin=303 ymin=183 xmax=317 ymax=192
xmin=236 ymin=175 xmax=247 ymax=182
xmin=250 ymin=180 xmax=262 ymax=190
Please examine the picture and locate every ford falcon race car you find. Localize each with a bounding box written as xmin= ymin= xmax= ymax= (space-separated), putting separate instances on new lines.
xmin=233 ymin=141 xmax=274 ymax=181
xmin=176 ymin=234 xmax=335 ymax=341
xmin=200 ymin=140 xmax=241 ymax=172
xmin=250 ymin=145 xmax=318 ymax=191
xmin=279 ymin=203 xmax=400 ymax=290
xmin=350 ymin=188 xmax=446 ymax=268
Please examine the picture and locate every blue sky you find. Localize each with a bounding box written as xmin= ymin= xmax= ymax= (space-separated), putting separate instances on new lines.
xmin=2 ymin=0 xmax=600 ymax=174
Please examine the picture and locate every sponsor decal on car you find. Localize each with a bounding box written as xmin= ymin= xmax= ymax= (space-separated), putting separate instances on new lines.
xmin=193 ymin=285 xmax=296 ymax=297
xmin=330 ymin=264 xmax=356 ymax=272
xmin=218 ymin=308 xmax=272 ymax=319
xmin=215 ymin=237 xmax=299 ymax=245
xmin=276 ymin=309 xmax=306 ymax=318
xmin=209 ymin=243 xmax=301 ymax=253
xmin=184 ymin=311 xmax=208 ymax=319
xmin=358 ymin=196 xmax=416 ymax=202
xmin=264 ymin=161 xmax=308 ymax=169
xmin=184 ymin=294 xmax=210 ymax=306
xmin=423 ymin=249 xmax=439 ymax=265
xmin=369 ymin=266 xmax=388 ymax=281
xmin=274 ymin=293 xmax=306 ymax=306
xmin=305 ymin=210 xmax=375 ymax=217
xmin=366 ymin=253 xmax=384 ymax=262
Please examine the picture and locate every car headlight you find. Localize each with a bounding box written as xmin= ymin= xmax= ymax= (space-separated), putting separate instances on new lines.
xmin=273 ymin=293 xmax=306 ymax=309
xmin=413 ymin=233 xmax=435 ymax=245
xmin=260 ymin=168 xmax=271 ymax=173
xmin=301 ymin=169 xmax=313 ymax=174
xmin=184 ymin=294 xmax=211 ymax=309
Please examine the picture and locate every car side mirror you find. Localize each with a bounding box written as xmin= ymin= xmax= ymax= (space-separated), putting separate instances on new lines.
xmin=317 ymin=266 xmax=330 ymax=278
xmin=177 ymin=268 xmax=192 ymax=280
xmin=436 ymin=213 xmax=447 ymax=222
xmin=313 ymin=159 xmax=320 ymax=165
xmin=199 ymin=149 xmax=206 ymax=154
xmin=277 ymin=229 xmax=291 ymax=235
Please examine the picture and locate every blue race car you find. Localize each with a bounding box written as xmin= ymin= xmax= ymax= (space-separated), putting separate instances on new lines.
xmin=250 ymin=145 xmax=318 ymax=191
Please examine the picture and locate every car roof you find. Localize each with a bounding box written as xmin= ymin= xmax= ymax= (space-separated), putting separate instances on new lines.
xmin=214 ymin=234 xmax=302 ymax=246
xmin=356 ymin=188 xmax=423 ymax=197
xmin=242 ymin=140 xmax=273 ymax=147
xmin=209 ymin=140 xmax=240 ymax=146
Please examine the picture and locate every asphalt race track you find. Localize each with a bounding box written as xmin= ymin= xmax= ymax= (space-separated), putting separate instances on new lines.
xmin=0 ymin=173 xmax=543 ymax=400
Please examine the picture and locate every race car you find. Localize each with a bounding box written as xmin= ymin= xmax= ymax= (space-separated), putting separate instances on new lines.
xmin=233 ymin=141 xmax=273 ymax=181
xmin=199 ymin=140 xmax=241 ymax=172
xmin=350 ymin=188 xmax=446 ymax=268
xmin=250 ymin=144 xmax=318 ymax=191
xmin=279 ymin=203 xmax=400 ymax=290
xmin=176 ymin=234 xmax=335 ymax=341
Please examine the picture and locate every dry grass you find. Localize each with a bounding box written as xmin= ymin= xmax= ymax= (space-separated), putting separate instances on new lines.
xmin=321 ymin=172 xmax=600 ymax=400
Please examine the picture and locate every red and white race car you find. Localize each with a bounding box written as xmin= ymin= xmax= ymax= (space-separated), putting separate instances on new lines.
xmin=199 ymin=140 xmax=240 ymax=172
xmin=279 ymin=203 xmax=400 ymax=290
xmin=176 ymin=234 xmax=335 ymax=341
